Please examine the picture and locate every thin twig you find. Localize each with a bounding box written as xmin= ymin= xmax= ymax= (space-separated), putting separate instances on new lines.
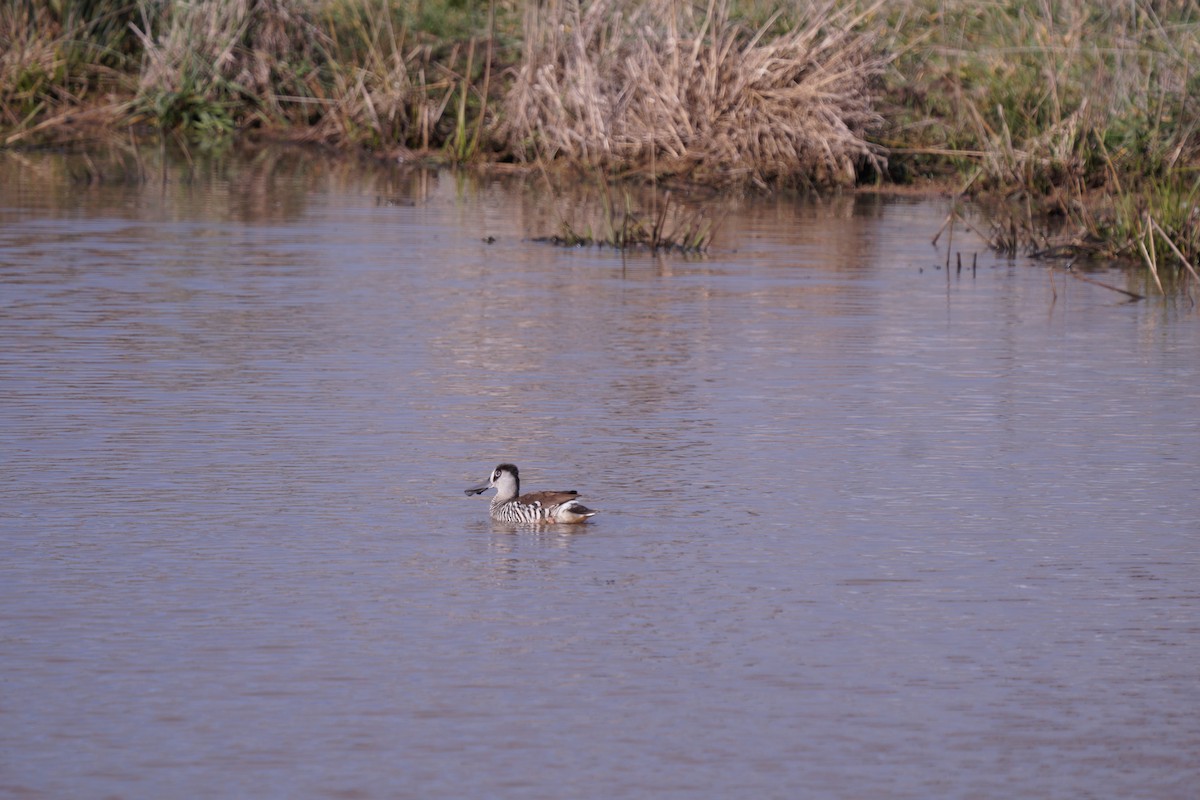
xmin=1066 ymin=266 xmax=1145 ymax=301
xmin=931 ymin=213 xmax=952 ymax=247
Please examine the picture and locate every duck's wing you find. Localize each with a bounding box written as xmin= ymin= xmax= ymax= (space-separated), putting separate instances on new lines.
xmin=518 ymin=490 xmax=580 ymax=507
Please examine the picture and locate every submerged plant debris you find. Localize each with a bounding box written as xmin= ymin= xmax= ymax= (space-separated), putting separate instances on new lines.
xmin=533 ymin=188 xmax=714 ymax=254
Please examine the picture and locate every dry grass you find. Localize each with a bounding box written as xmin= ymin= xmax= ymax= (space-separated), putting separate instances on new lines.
xmin=130 ymin=0 xmax=326 ymax=132
xmin=309 ymin=3 xmax=474 ymax=154
xmin=500 ymin=0 xmax=888 ymax=187
xmin=885 ymin=0 xmax=1200 ymax=187
xmin=0 ymin=4 xmax=59 ymax=95
xmin=879 ymin=0 xmax=1200 ymax=271
xmin=3 ymin=0 xmax=504 ymax=154
xmin=307 ymin=4 xmax=426 ymax=150
xmin=133 ymin=0 xmax=321 ymax=101
xmin=0 ymin=4 xmax=62 ymax=130
xmin=4 ymin=0 xmax=1197 ymax=272
xmin=0 ymin=3 xmax=131 ymax=142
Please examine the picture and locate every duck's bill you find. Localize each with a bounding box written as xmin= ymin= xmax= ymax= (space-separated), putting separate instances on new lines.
xmin=464 ymin=482 xmax=490 ymax=496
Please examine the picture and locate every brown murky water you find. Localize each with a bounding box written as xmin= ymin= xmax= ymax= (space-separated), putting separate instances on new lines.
xmin=2 ymin=149 xmax=1198 ymax=799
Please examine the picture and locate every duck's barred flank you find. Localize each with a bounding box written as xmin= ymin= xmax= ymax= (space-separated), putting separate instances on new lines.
xmin=490 ymin=496 xmax=595 ymax=524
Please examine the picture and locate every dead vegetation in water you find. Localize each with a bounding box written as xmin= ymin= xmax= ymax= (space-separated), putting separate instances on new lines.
xmin=500 ymin=0 xmax=887 ymax=187
xmin=533 ymin=182 xmax=715 ymax=254
xmin=957 ymin=185 xmax=1200 ymax=296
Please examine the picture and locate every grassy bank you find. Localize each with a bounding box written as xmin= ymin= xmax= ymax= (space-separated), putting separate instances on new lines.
xmin=2 ymin=0 xmax=1197 ymax=274
xmin=880 ymin=0 xmax=1199 ymax=278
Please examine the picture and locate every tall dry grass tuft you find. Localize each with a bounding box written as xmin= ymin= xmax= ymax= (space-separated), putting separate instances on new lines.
xmin=290 ymin=0 xmax=502 ymax=156
xmin=312 ymin=4 xmax=452 ymax=153
xmin=1 ymin=2 xmax=135 ymax=142
xmin=0 ymin=4 xmax=62 ymax=123
xmin=501 ymin=0 xmax=887 ymax=186
xmin=312 ymin=3 xmax=416 ymax=148
xmin=132 ymin=0 xmax=326 ymax=133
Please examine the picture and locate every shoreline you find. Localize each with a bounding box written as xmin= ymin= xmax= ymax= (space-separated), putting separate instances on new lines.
xmin=3 ymin=0 xmax=1195 ymax=278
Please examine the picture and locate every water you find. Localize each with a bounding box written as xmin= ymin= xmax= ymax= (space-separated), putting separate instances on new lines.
xmin=2 ymin=150 xmax=1198 ymax=799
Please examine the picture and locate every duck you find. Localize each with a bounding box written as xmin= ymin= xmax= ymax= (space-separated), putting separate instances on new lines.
xmin=465 ymin=463 xmax=597 ymax=524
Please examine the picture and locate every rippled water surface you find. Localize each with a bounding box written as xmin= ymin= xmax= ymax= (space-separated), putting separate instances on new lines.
xmin=2 ymin=151 xmax=1198 ymax=799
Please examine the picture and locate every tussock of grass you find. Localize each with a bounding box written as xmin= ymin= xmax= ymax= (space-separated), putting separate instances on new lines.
xmin=501 ymin=0 xmax=887 ymax=187
xmin=2 ymin=0 xmax=505 ymax=152
xmin=309 ymin=0 xmax=492 ymax=155
xmin=130 ymin=0 xmax=325 ymax=136
xmin=0 ymin=1 xmax=136 ymax=144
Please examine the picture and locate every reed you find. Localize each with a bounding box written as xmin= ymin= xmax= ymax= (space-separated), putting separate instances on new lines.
xmin=312 ymin=0 xmax=428 ymax=149
xmin=0 ymin=0 xmax=138 ymax=144
xmin=128 ymin=0 xmax=327 ymax=136
xmin=303 ymin=0 xmax=508 ymax=156
xmin=501 ymin=0 xmax=887 ymax=187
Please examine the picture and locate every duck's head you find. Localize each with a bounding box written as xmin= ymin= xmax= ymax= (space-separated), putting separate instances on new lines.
xmin=465 ymin=463 xmax=520 ymax=497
